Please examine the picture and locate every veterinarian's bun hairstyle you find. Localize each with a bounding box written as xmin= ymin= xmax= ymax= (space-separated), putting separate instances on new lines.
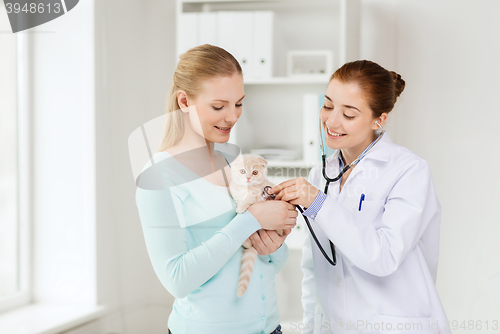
xmin=331 ymin=60 xmax=405 ymax=119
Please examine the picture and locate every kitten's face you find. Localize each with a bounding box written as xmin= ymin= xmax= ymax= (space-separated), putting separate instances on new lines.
xmin=231 ymin=155 xmax=268 ymax=185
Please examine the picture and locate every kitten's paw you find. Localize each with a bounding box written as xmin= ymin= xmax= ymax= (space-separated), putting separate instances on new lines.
xmin=242 ymin=239 xmax=252 ymax=249
xmin=236 ymin=204 xmax=247 ymax=214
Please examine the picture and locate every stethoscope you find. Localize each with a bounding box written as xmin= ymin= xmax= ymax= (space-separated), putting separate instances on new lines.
xmin=262 ymin=116 xmax=386 ymax=266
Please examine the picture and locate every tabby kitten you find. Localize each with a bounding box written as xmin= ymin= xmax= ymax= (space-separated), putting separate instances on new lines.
xmin=229 ymin=154 xmax=283 ymax=297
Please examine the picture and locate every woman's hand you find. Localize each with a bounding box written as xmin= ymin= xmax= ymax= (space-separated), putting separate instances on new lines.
xmin=247 ymin=201 xmax=297 ymax=230
xmin=250 ymin=229 xmax=292 ymax=256
xmin=269 ymin=177 xmax=320 ymax=208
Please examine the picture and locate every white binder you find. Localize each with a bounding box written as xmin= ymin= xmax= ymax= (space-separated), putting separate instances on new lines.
xmin=179 ymin=11 xmax=274 ymax=78
xmin=303 ymin=93 xmax=321 ymax=165
xmin=237 ymin=12 xmax=254 ymax=78
xmin=178 ymin=12 xmax=198 ymax=57
xmin=217 ymin=12 xmax=238 ymax=60
xmin=252 ymin=11 xmax=273 ymax=79
xmin=217 ymin=11 xmax=254 ymax=78
xmin=198 ymin=12 xmax=217 ymax=46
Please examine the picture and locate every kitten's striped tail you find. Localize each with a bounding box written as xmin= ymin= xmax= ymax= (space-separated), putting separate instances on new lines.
xmin=237 ymin=246 xmax=258 ymax=297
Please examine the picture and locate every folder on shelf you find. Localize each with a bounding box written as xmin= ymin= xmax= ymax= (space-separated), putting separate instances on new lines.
xmin=238 ymin=12 xmax=254 ymax=77
xmin=217 ymin=12 xmax=238 ymax=63
xmin=178 ymin=13 xmax=198 ymax=56
xmin=303 ymin=93 xmax=321 ymax=165
xmin=217 ymin=11 xmax=254 ymax=77
xmin=252 ymin=11 xmax=273 ymax=79
xmin=198 ymin=12 xmax=217 ymax=46
xmin=178 ymin=11 xmax=274 ymax=79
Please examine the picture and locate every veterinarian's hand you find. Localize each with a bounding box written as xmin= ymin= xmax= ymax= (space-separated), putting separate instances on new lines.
xmin=247 ymin=201 xmax=297 ymax=230
xmin=269 ymin=177 xmax=320 ymax=208
xmin=250 ymin=229 xmax=292 ymax=256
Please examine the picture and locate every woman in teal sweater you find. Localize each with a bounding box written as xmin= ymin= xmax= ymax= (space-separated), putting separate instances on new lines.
xmin=135 ymin=45 xmax=297 ymax=334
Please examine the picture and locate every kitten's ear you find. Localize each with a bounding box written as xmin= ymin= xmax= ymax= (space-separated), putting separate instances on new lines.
xmin=233 ymin=154 xmax=244 ymax=164
xmin=257 ymin=156 xmax=268 ymax=167
xmin=232 ymin=155 xmax=246 ymax=170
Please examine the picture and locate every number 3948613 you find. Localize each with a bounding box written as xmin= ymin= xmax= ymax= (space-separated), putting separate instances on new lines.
xmin=5 ymin=2 xmax=61 ymax=14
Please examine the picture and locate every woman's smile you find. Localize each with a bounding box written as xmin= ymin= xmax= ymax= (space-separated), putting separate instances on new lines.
xmin=325 ymin=126 xmax=347 ymax=138
xmin=214 ymin=125 xmax=232 ymax=133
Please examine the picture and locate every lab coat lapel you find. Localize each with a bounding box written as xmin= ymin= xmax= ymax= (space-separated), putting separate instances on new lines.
xmin=361 ymin=131 xmax=393 ymax=162
xmin=337 ymin=132 xmax=394 ymax=205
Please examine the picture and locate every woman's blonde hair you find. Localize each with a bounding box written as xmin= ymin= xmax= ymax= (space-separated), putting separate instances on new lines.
xmin=158 ymin=44 xmax=242 ymax=151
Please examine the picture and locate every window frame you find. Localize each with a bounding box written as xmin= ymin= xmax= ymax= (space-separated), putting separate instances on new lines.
xmin=0 ymin=32 xmax=32 ymax=315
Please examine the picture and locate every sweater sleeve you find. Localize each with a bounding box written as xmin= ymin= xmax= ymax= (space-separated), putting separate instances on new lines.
xmin=136 ymin=184 xmax=261 ymax=299
xmin=268 ymin=242 xmax=289 ymax=273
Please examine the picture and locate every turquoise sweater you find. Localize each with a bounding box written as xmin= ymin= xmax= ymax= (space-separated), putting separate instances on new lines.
xmin=135 ymin=151 xmax=289 ymax=334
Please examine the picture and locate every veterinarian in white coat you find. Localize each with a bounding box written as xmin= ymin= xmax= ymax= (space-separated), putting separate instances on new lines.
xmin=271 ymin=60 xmax=451 ymax=334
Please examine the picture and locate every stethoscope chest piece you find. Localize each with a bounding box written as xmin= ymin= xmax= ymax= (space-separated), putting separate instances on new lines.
xmin=262 ymin=186 xmax=276 ymax=201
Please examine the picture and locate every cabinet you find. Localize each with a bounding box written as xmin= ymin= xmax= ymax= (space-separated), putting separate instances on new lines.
xmin=176 ymin=0 xmax=360 ymax=166
xmin=176 ymin=0 xmax=360 ymax=248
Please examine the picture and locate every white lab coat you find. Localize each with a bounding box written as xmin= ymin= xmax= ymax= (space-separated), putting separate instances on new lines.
xmin=301 ymin=133 xmax=451 ymax=334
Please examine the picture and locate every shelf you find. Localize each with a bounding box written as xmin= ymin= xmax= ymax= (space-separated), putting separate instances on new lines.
xmin=244 ymin=75 xmax=330 ymax=85
xmin=182 ymin=0 xmax=268 ymax=3
xmin=266 ymin=159 xmax=318 ymax=168
xmin=182 ymin=0 xmax=338 ymax=6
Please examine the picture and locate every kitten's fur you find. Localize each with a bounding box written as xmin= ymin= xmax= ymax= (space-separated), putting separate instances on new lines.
xmin=229 ymin=154 xmax=283 ymax=297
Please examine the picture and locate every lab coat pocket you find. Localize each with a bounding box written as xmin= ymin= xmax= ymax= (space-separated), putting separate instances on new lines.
xmin=376 ymin=315 xmax=439 ymax=334
xmin=314 ymin=302 xmax=332 ymax=334
xmin=353 ymin=199 xmax=385 ymax=228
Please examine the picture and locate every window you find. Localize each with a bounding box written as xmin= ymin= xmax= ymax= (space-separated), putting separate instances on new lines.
xmin=0 ymin=3 xmax=29 ymax=313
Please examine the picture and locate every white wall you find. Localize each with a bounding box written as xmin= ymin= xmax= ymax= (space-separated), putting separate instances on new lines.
xmin=361 ymin=0 xmax=500 ymax=329
xmin=30 ymin=0 xmax=178 ymax=333
xmin=0 ymin=2 xmax=19 ymax=305
xmin=32 ymin=0 xmax=96 ymax=305
xmin=93 ymin=0 xmax=177 ymax=332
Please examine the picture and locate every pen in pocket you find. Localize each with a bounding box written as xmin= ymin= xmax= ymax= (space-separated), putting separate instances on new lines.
xmin=358 ymin=194 xmax=365 ymax=211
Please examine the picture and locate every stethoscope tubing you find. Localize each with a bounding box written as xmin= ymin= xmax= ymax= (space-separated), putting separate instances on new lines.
xmin=296 ymin=205 xmax=337 ymax=266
